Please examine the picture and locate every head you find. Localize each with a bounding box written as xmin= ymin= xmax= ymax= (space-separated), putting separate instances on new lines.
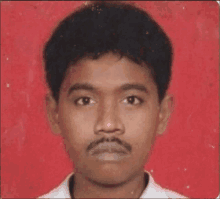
xmin=44 ymin=1 xmax=174 ymax=185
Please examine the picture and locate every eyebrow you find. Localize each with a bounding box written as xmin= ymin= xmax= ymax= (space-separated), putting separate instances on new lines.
xmin=68 ymin=83 xmax=95 ymax=96
xmin=120 ymin=83 xmax=148 ymax=93
xmin=67 ymin=83 xmax=148 ymax=96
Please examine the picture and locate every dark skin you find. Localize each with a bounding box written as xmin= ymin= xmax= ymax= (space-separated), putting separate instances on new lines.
xmin=46 ymin=52 xmax=173 ymax=198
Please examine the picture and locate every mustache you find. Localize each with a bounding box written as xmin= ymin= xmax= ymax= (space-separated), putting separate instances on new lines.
xmin=86 ymin=137 xmax=132 ymax=153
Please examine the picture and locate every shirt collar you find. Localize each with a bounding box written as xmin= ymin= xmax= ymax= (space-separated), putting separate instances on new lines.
xmin=67 ymin=170 xmax=161 ymax=198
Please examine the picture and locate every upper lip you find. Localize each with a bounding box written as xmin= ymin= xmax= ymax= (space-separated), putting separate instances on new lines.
xmin=89 ymin=142 xmax=129 ymax=155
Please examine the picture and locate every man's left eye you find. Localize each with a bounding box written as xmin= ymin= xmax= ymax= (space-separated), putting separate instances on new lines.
xmin=122 ymin=96 xmax=143 ymax=105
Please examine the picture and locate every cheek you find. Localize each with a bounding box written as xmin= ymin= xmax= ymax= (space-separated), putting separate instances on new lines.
xmin=58 ymin=104 xmax=95 ymax=154
xmin=123 ymin=106 xmax=159 ymax=134
xmin=123 ymin=107 xmax=159 ymax=153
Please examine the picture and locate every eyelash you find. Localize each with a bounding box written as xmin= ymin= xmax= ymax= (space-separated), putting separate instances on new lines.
xmin=74 ymin=96 xmax=143 ymax=106
xmin=122 ymin=96 xmax=143 ymax=105
xmin=74 ymin=97 xmax=95 ymax=106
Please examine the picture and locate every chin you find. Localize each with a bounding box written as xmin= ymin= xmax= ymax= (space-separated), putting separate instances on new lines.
xmin=83 ymin=164 xmax=131 ymax=186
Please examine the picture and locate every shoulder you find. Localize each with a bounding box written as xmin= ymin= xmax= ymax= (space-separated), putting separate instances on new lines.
xmin=164 ymin=188 xmax=187 ymax=198
xmin=140 ymin=171 xmax=188 ymax=198
xmin=37 ymin=173 xmax=73 ymax=199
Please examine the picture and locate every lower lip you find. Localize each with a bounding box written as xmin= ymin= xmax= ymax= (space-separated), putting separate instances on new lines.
xmin=92 ymin=152 xmax=129 ymax=161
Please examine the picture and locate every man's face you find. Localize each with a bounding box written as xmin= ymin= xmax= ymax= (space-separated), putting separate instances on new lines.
xmin=49 ymin=52 xmax=170 ymax=185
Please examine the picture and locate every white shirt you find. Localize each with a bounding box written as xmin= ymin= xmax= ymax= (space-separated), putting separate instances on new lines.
xmin=38 ymin=171 xmax=187 ymax=198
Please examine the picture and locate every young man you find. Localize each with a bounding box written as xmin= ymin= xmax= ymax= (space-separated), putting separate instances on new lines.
xmin=39 ymin=1 xmax=187 ymax=198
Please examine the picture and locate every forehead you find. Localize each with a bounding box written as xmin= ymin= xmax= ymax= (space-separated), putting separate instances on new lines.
xmin=62 ymin=53 xmax=157 ymax=93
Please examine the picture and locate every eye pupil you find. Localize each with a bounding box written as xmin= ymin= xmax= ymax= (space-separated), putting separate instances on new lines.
xmin=83 ymin=97 xmax=90 ymax=104
xmin=128 ymin=96 xmax=135 ymax=104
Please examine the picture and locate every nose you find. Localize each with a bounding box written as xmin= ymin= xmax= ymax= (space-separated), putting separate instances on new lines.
xmin=94 ymin=98 xmax=124 ymax=135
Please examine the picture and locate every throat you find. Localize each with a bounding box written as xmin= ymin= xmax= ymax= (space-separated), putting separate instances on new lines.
xmin=69 ymin=172 xmax=149 ymax=199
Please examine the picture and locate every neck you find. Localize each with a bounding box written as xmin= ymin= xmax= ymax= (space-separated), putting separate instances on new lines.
xmin=70 ymin=170 xmax=147 ymax=198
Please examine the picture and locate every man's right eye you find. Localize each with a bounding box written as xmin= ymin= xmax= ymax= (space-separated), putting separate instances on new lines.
xmin=74 ymin=97 xmax=96 ymax=106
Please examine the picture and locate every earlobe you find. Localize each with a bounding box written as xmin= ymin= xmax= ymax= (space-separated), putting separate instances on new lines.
xmin=156 ymin=94 xmax=174 ymax=135
xmin=45 ymin=93 xmax=61 ymax=135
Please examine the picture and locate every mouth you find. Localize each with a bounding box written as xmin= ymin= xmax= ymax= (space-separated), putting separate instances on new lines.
xmin=88 ymin=142 xmax=130 ymax=161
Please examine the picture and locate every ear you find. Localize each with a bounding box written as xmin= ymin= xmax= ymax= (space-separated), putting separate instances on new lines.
xmin=45 ymin=93 xmax=61 ymax=135
xmin=156 ymin=94 xmax=174 ymax=135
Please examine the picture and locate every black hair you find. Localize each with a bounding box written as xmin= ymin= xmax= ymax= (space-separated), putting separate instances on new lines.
xmin=43 ymin=1 xmax=173 ymax=103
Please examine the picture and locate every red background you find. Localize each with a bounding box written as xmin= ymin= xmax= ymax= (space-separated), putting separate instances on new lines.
xmin=1 ymin=1 xmax=219 ymax=198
